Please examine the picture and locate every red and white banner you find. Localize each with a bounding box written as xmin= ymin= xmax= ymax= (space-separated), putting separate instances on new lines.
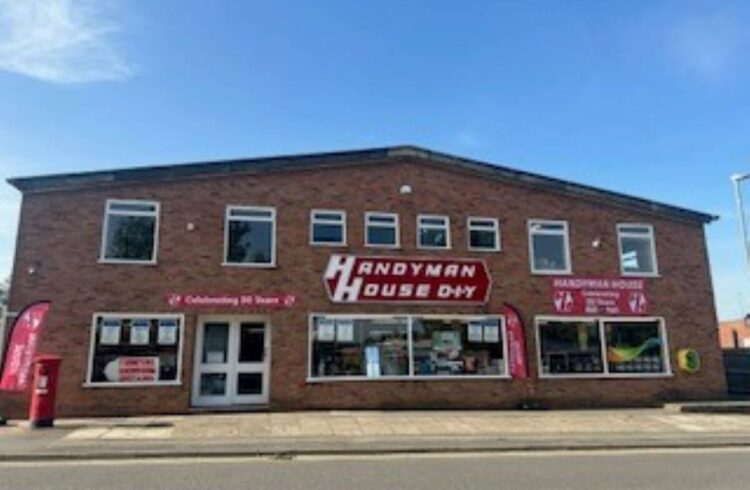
xmin=166 ymin=293 xmax=297 ymax=309
xmin=551 ymin=277 xmax=649 ymax=316
xmin=0 ymin=301 xmax=51 ymax=392
xmin=503 ymin=303 xmax=528 ymax=379
xmin=104 ymin=357 xmax=159 ymax=383
xmin=324 ymin=254 xmax=491 ymax=304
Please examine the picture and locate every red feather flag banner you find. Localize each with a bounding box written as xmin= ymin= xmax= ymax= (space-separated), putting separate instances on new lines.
xmin=0 ymin=301 xmax=52 ymax=392
xmin=503 ymin=303 xmax=528 ymax=379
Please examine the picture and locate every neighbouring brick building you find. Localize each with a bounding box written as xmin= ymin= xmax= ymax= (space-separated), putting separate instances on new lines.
xmin=719 ymin=318 xmax=750 ymax=349
xmin=0 ymin=146 xmax=727 ymax=417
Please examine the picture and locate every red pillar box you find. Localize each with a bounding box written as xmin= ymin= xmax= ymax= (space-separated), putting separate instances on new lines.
xmin=28 ymin=355 xmax=62 ymax=428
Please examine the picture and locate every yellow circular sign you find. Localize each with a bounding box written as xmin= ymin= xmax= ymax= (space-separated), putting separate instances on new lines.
xmin=678 ymin=349 xmax=700 ymax=374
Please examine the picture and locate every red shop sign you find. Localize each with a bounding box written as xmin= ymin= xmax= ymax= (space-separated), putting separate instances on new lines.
xmin=104 ymin=356 xmax=159 ymax=383
xmin=324 ymin=254 xmax=491 ymax=304
xmin=551 ymin=277 xmax=649 ymax=316
xmin=166 ymin=293 xmax=297 ymax=309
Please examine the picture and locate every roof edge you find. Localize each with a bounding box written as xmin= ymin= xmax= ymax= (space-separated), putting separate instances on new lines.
xmin=6 ymin=145 xmax=717 ymax=225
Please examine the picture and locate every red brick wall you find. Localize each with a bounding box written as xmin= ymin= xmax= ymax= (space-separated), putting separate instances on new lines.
xmin=1 ymin=157 xmax=727 ymax=417
xmin=719 ymin=319 xmax=750 ymax=349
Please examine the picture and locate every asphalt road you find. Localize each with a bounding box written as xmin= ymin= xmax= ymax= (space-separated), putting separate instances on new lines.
xmin=2 ymin=448 xmax=750 ymax=490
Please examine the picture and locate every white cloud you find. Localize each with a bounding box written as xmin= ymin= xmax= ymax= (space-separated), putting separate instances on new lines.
xmin=0 ymin=0 xmax=131 ymax=83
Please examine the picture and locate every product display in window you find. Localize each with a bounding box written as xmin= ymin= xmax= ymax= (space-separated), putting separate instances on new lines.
xmin=312 ymin=317 xmax=409 ymax=377
xmin=538 ymin=319 xmax=603 ymax=374
xmin=412 ymin=318 xmax=505 ymax=376
xmin=605 ymin=320 xmax=665 ymax=373
xmin=89 ymin=315 xmax=182 ymax=384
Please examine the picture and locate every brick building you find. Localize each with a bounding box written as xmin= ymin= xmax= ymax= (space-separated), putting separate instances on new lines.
xmin=0 ymin=146 xmax=727 ymax=417
xmin=719 ymin=318 xmax=750 ymax=349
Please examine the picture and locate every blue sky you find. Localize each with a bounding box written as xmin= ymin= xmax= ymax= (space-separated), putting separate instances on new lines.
xmin=0 ymin=0 xmax=749 ymax=319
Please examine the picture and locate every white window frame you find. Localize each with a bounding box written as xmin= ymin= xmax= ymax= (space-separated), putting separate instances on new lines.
xmin=416 ymin=214 xmax=451 ymax=250
xmin=99 ymin=199 xmax=160 ymax=265
xmin=84 ymin=312 xmax=185 ymax=388
xmin=364 ymin=212 xmax=400 ymax=248
xmin=307 ymin=313 xmax=509 ymax=382
xmin=528 ymin=219 xmax=572 ymax=275
xmin=467 ymin=217 xmax=501 ymax=252
xmin=534 ymin=315 xmax=672 ymax=380
xmin=617 ymin=223 xmax=659 ymax=277
xmin=310 ymin=209 xmax=347 ymax=246
xmin=223 ymin=205 xmax=277 ymax=268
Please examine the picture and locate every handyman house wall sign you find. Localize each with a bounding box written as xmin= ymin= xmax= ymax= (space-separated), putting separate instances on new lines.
xmin=324 ymin=254 xmax=491 ymax=304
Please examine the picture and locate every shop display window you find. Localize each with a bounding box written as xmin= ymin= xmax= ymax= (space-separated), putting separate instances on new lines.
xmin=311 ymin=316 xmax=409 ymax=378
xmin=468 ymin=217 xmax=500 ymax=251
xmin=224 ymin=206 xmax=275 ymax=266
xmin=528 ymin=220 xmax=571 ymax=274
xmin=417 ymin=215 xmax=450 ymax=249
xmin=310 ymin=315 xmax=508 ymax=380
xmin=538 ymin=319 xmax=603 ymax=375
xmin=617 ymin=224 xmax=658 ymax=276
xmin=537 ymin=317 xmax=669 ymax=377
xmin=365 ymin=212 xmax=399 ymax=247
xmin=412 ymin=317 xmax=505 ymax=376
xmin=604 ymin=320 xmax=665 ymax=374
xmin=100 ymin=199 xmax=159 ymax=263
xmin=88 ymin=314 xmax=183 ymax=385
xmin=310 ymin=210 xmax=346 ymax=245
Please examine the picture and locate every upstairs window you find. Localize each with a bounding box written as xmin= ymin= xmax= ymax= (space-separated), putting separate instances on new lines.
xmin=100 ymin=199 xmax=159 ymax=264
xmin=310 ymin=210 xmax=346 ymax=246
xmin=617 ymin=224 xmax=658 ymax=276
xmin=224 ymin=206 xmax=276 ymax=266
xmin=528 ymin=220 xmax=571 ymax=274
xmin=417 ymin=215 xmax=450 ymax=249
xmin=365 ymin=212 xmax=399 ymax=248
xmin=468 ymin=217 xmax=500 ymax=251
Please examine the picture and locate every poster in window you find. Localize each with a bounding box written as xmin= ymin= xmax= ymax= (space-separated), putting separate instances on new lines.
xmin=468 ymin=321 xmax=483 ymax=342
xmin=483 ymin=320 xmax=500 ymax=343
xmin=129 ymin=319 xmax=151 ymax=345
xmin=317 ymin=319 xmax=335 ymax=342
xmin=100 ymin=319 xmax=121 ymax=345
xmin=336 ymin=319 xmax=354 ymax=342
xmin=158 ymin=319 xmax=178 ymax=345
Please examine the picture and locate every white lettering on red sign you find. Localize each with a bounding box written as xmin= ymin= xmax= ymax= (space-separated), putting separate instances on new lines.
xmin=551 ymin=276 xmax=649 ymax=315
xmin=324 ymin=255 xmax=490 ymax=304
xmin=166 ymin=293 xmax=297 ymax=309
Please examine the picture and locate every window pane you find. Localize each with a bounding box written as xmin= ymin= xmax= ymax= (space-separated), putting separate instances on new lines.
xmin=313 ymin=223 xmax=343 ymax=243
xmin=412 ymin=318 xmax=505 ymax=376
xmin=227 ymin=220 xmax=273 ymax=263
xmin=229 ymin=208 xmax=273 ymax=219
xmin=620 ymin=236 xmax=655 ymax=274
xmin=313 ymin=212 xmax=343 ymax=222
xmin=237 ymin=373 xmax=263 ymax=395
xmin=239 ymin=323 xmax=264 ymax=363
xmin=109 ymin=202 xmax=157 ymax=213
xmin=539 ymin=320 xmax=603 ymax=374
xmin=419 ymin=228 xmax=447 ymax=247
xmin=90 ymin=316 xmax=181 ymax=384
xmin=104 ymin=214 xmax=156 ymax=261
xmin=367 ymin=226 xmax=396 ymax=246
xmin=469 ymin=219 xmax=495 ymax=228
xmin=311 ymin=317 xmax=409 ymax=378
xmin=470 ymin=229 xmax=496 ymax=249
xmin=420 ymin=217 xmax=446 ymax=226
xmin=531 ymin=222 xmax=564 ymax=232
xmin=202 ymin=323 xmax=229 ymax=364
xmin=368 ymin=214 xmax=396 ymax=224
xmin=605 ymin=321 xmax=665 ymax=373
xmin=532 ymin=233 xmax=567 ymax=271
xmin=200 ymin=373 xmax=227 ymax=396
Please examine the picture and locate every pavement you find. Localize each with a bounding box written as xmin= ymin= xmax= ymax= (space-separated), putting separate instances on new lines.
xmin=2 ymin=407 xmax=750 ymax=461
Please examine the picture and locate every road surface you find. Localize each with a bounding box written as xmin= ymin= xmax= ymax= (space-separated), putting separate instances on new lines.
xmin=1 ymin=447 xmax=749 ymax=489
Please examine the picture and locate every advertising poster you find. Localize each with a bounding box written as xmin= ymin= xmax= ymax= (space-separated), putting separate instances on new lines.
xmin=157 ymin=319 xmax=178 ymax=345
xmin=0 ymin=301 xmax=52 ymax=392
xmin=336 ymin=319 xmax=354 ymax=342
xmin=129 ymin=319 xmax=151 ymax=345
xmin=317 ymin=319 xmax=335 ymax=342
xmin=100 ymin=319 xmax=121 ymax=345
xmin=483 ymin=320 xmax=500 ymax=343
xmin=468 ymin=321 xmax=484 ymax=342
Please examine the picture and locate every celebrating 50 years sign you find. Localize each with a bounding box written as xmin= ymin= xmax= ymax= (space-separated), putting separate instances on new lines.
xmin=324 ymin=254 xmax=491 ymax=304
xmin=551 ymin=277 xmax=649 ymax=315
